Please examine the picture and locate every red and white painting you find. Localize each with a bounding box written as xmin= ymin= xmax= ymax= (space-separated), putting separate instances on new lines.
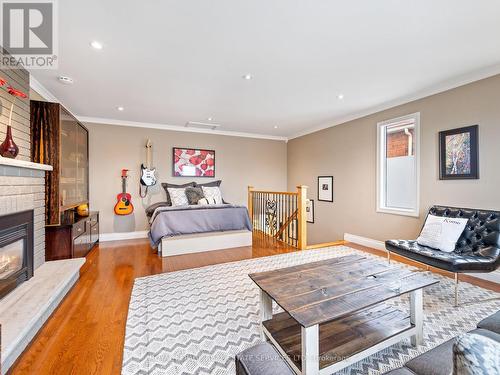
xmin=173 ymin=147 xmax=215 ymax=177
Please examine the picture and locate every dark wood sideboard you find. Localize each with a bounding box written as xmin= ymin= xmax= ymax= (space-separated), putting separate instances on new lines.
xmin=45 ymin=212 xmax=99 ymax=261
xmin=31 ymin=100 xmax=99 ymax=260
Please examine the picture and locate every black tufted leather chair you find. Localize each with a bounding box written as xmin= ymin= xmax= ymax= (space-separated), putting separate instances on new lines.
xmin=386 ymin=206 xmax=500 ymax=306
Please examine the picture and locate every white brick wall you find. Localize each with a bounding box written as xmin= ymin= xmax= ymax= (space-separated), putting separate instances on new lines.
xmin=0 ymin=65 xmax=48 ymax=269
xmin=0 ymin=67 xmax=30 ymax=161
xmin=0 ymin=167 xmax=46 ymax=269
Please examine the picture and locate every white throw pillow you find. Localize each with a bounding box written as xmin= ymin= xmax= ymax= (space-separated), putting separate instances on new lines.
xmin=198 ymin=197 xmax=217 ymax=205
xmin=201 ymin=186 xmax=223 ymax=205
xmin=167 ymin=187 xmax=189 ymax=206
xmin=417 ymin=214 xmax=468 ymax=252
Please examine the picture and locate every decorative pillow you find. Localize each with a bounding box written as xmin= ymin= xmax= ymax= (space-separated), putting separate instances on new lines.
xmin=167 ymin=188 xmax=189 ymax=206
xmin=161 ymin=182 xmax=195 ymax=206
xmin=185 ymin=186 xmax=204 ymax=205
xmin=198 ymin=197 xmax=218 ymax=205
xmin=417 ymin=214 xmax=468 ymax=252
xmin=201 ymin=186 xmax=223 ymax=204
xmin=453 ymin=332 xmax=500 ymax=375
xmin=195 ymin=181 xmax=230 ymax=203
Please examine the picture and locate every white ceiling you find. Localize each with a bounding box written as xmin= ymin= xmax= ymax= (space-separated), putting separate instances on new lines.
xmin=31 ymin=0 xmax=500 ymax=139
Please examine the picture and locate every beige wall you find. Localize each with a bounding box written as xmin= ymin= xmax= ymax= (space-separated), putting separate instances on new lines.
xmin=87 ymin=123 xmax=287 ymax=234
xmin=288 ymin=74 xmax=500 ymax=244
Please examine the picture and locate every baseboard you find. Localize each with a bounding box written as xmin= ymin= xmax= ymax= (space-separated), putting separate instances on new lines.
xmin=99 ymin=231 xmax=148 ymax=242
xmin=344 ymin=233 xmax=386 ymax=251
xmin=306 ymin=240 xmax=346 ymax=250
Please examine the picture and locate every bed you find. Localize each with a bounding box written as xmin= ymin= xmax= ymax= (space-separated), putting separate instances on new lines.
xmin=148 ymin=203 xmax=253 ymax=257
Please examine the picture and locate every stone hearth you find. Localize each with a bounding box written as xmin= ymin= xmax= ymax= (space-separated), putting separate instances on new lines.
xmin=0 ymin=158 xmax=85 ymax=372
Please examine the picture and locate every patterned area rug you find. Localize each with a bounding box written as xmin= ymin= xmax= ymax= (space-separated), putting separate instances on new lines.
xmin=122 ymin=246 xmax=500 ymax=375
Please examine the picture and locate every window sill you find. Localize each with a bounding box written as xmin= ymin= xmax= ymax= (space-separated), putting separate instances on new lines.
xmin=376 ymin=207 xmax=420 ymax=218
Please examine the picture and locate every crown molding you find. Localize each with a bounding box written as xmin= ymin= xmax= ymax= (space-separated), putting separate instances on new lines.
xmin=78 ymin=116 xmax=288 ymax=142
xmin=29 ymin=76 xmax=60 ymax=103
xmin=288 ymin=63 xmax=500 ymax=140
xmin=29 ymin=75 xmax=82 ymax=121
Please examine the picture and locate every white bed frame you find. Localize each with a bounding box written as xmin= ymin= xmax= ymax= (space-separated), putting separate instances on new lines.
xmin=158 ymin=230 xmax=252 ymax=257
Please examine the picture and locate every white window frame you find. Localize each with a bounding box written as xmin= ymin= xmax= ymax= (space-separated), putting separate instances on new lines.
xmin=376 ymin=112 xmax=420 ymax=217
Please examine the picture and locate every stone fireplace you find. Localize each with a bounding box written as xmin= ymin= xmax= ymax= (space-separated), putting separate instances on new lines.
xmin=0 ymin=210 xmax=34 ymax=300
xmin=0 ymin=65 xmax=84 ymax=373
xmin=0 ymin=159 xmax=84 ymax=373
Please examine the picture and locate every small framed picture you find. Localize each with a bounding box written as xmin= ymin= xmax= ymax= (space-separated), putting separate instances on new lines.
xmin=318 ymin=176 xmax=333 ymax=202
xmin=439 ymin=125 xmax=479 ymax=180
xmin=306 ymin=199 xmax=314 ymax=223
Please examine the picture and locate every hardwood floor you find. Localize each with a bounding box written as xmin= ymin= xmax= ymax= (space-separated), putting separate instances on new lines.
xmin=8 ymin=237 xmax=498 ymax=374
xmin=8 ymin=234 xmax=298 ymax=375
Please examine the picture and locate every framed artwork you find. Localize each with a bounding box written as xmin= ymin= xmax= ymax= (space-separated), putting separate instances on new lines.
xmin=306 ymin=199 xmax=314 ymax=223
xmin=318 ymin=176 xmax=333 ymax=202
xmin=439 ymin=125 xmax=478 ymax=180
xmin=173 ymin=147 xmax=215 ymax=177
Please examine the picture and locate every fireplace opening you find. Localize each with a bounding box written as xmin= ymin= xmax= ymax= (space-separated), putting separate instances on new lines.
xmin=0 ymin=210 xmax=34 ymax=300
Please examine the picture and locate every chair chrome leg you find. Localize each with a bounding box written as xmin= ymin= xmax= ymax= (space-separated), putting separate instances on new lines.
xmin=454 ymin=273 xmax=459 ymax=307
xmin=387 ymin=251 xmax=391 ymax=264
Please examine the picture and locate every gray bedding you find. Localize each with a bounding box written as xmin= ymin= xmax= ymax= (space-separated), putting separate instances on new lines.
xmin=148 ymin=204 xmax=252 ymax=248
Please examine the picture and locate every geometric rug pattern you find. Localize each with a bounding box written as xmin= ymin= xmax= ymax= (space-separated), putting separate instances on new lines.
xmin=122 ymin=246 xmax=500 ymax=375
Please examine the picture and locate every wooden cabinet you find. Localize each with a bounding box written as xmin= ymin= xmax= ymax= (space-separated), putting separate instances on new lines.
xmin=45 ymin=212 xmax=99 ymax=261
xmin=31 ymin=101 xmax=89 ymax=225
xmin=31 ymin=100 xmax=97 ymax=260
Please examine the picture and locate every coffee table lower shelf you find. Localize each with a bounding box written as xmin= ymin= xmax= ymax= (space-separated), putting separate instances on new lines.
xmin=262 ymin=303 xmax=414 ymax=374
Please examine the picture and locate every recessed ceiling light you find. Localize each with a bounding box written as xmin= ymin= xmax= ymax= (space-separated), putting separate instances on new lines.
xmin=274 ymin=125 xmax=279 ymax=129
xmin=243 ymin=74 xmax=253 ymax=80
xmin=117 ymin=106 xmax=124 ymax=111
xmin=207 ymin=117 xmax=213 ymax=121
xmin=90 ymin=41 xmax=103 ymax=50
xmin=58 ymin=76 xmax=74 ymax=85
xmin=337 ymin=94 xmax=345 ymax=100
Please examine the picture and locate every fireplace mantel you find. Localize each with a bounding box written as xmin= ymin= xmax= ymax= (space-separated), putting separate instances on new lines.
xmin=0 ymin=158 xmax=51 ymax=270
xmin=0 ymin=157 xmax=52 ymax=171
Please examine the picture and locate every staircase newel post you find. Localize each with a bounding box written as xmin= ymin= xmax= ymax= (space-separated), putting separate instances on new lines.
xmin=247 ymin=186 xmax=254 ymax=225
xmin=297 ymin=185 xmax=308 ymax=250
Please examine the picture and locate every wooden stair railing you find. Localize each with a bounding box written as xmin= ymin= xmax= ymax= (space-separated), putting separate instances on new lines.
xmin=248 ymin=185 xmax=308 ymax=249
xmin=274 ymin=209 xmax=297 ymax=239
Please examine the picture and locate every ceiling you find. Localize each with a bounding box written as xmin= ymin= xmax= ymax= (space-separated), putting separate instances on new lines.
xmin=31 ymin=0 xmax=500 ymax=139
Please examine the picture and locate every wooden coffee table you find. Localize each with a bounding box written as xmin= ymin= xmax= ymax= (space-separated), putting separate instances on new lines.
xmin=249 ymin=254 xmax=438 ymax=375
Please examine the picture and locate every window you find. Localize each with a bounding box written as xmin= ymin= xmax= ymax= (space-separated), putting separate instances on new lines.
xmin=377 ymin=113 xmax=420 ymax=217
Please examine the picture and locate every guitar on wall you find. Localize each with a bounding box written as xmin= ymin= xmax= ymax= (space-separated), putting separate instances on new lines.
xmin=140 ymin=139 xmax=157 ymax=197
xmin=114 ymin=169 xmax=134 ymax=215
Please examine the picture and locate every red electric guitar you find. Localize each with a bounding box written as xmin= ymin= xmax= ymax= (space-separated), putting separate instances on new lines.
xmin=114 ymin=169 xmax=134 ymax=215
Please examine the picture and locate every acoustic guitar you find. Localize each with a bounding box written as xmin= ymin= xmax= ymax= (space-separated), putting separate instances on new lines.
xmin=114 ymin=169 xmax=134 ymax=215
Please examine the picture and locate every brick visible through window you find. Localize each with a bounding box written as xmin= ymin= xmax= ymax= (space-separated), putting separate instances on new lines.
xmin=387 ymin=128 xmax=414 ymax=158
